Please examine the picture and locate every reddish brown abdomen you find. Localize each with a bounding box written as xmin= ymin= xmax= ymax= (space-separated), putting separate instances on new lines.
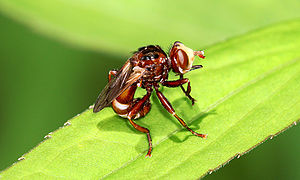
xmin=111 ymin=84 xmax=151 ymax=119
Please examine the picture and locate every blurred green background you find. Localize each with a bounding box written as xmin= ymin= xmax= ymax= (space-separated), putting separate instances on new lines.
xmin=0 ymin=0 xmax=300 ymax=179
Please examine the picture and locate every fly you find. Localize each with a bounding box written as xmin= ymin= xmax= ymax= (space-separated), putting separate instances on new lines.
xmin=93 ymin=41 xmax=207 ymax=157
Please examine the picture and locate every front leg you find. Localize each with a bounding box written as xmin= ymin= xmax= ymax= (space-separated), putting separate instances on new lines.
xmin=179 ymin=74 xmax=196 ymax=105
xmin=178 ymin=65 xmax=203 ymax=104
xmin=161 ymin=75 xmax=196 ymax=105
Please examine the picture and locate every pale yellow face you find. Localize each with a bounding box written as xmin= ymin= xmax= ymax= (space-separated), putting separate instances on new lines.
xmin=173 ymin=42 xmax=196 ymax=74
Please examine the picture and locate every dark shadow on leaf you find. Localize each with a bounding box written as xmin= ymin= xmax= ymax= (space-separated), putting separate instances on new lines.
xmin=169 ymin=134 xmax=194 ymax=143
xmin=151 ymin=94 xmax=180 ymax=127
xmin=96 ymin=94 xmax=215 ymax=153
xmin=96 ymin=115 xmax=152 ymax=154
xmin=151 ymin=94 xmax=194 ymax=128
xmin=169 ymin=110 xmax=216 ymax=143
xmin=97 ymin=115 xmax=147 ymax=134
xmin=172 ymin=95 xmax=194 ymax=107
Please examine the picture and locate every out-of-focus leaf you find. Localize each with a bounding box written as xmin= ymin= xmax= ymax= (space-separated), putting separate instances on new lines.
xmin=1 ymin=20 xmax=300 ymax=179
xmin=0 ymin=0 xmax=299 ymax=54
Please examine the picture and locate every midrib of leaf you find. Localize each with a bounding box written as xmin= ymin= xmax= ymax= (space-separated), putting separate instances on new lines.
xmin=101 ymin=56 xmax=300 ymax=179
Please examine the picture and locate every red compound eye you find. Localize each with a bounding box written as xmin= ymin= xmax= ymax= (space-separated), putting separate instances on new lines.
xmin=176 ymin=49 xmax=189 ymax=69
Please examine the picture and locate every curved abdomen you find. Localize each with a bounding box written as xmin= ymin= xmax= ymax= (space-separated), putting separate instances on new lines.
xmin=112 ymin=84 xmax=151 ymax=119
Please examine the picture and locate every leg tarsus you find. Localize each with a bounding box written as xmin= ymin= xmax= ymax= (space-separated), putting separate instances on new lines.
xmin=179 ymin=75 xmax=196 ymax=105
xmin=128 ymin=119 xmax=153 ymax=157
xmin=145 ymin=132 xmax=152 ymax=157
xmin=180 ymin=83 xmax=196 ymax=105
xmin=174 ymin=114 xmax=207 ymax=138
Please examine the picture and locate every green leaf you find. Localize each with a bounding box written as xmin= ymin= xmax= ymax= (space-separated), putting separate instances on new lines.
xmin=0 ymin=0 xmax=300 ymax=54
xmin=2 ymin=19 xmax=300 ymax=179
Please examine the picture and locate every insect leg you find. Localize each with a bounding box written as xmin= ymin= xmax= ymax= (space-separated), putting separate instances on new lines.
xmin=176 ymin=74 xmax=196 ymax=105
xmin=155 ymin=87 xmax=207 ymax=138
xmin=127 ymin=90 xmax=153 ymax=157
xmin=190 ymin=65 xmax=203 ymax=72
xmin=134 ymin=98 xmax=151 ymax=118
xmin=108 ymin=70 xmax=118 ymax=82
xmin=177 ymin=65 xmax=203 ymax=104
xmin=161 ymin=78 xmax=195 ymax=104
xmin=161 ymin=78 xmax=189 ymax=87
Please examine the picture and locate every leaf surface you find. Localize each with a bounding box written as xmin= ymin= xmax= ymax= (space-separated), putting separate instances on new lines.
xmin=2 ymin=20 xmax=300 ymax=179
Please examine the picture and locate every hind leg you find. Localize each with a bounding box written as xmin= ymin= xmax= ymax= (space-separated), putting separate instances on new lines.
xmin=127 ymin=91 xmax=153 ymax=157
xmin=131 ymin=98 xmax=151 ymax=119
xmin=108 ymin=70 xmax=118 ymax=82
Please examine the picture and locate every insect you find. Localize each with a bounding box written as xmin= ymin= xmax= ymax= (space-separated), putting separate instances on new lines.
xmin=93 ymin=41 xmax=206 ymax=157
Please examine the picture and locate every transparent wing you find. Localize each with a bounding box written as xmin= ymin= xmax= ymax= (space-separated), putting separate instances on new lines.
xmin=93 ymin=60 xmax=145 ymax=112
